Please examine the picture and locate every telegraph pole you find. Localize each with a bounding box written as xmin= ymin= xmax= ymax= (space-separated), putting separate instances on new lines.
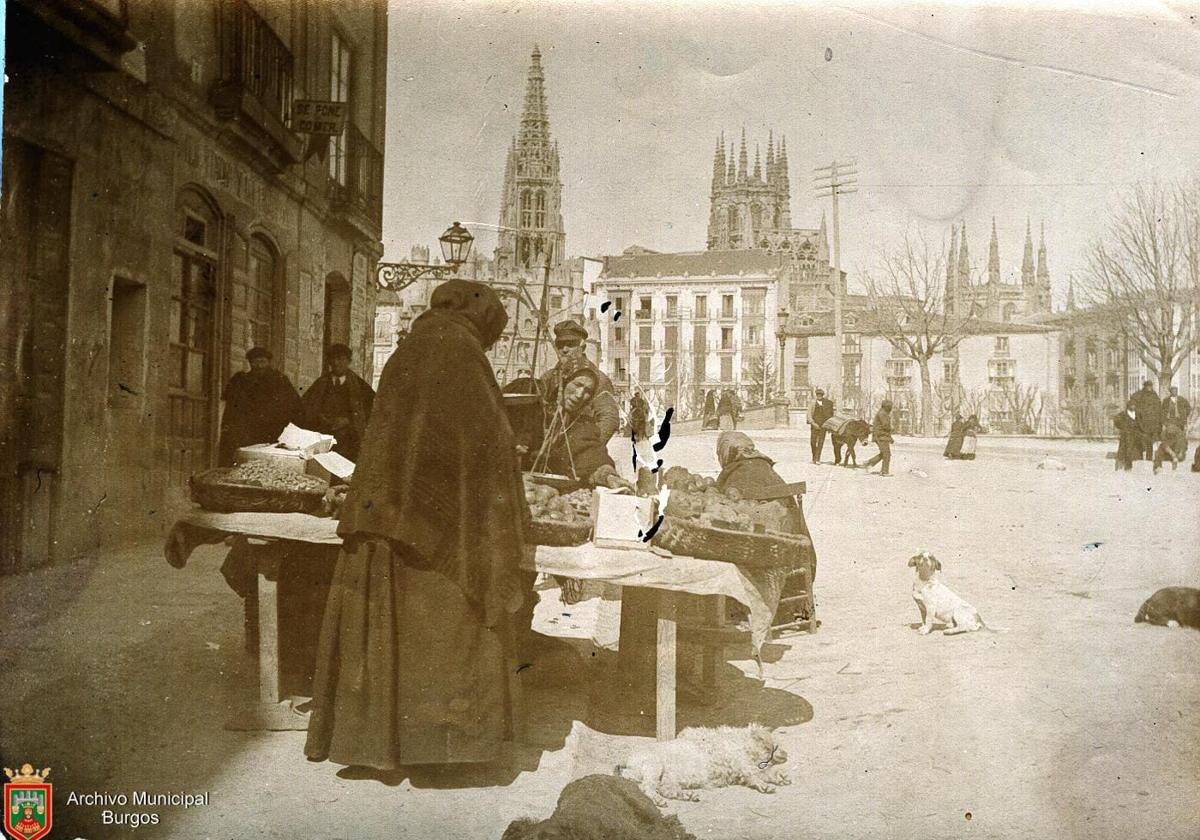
xmin=814 ymin=160 xmax=857 ymax=405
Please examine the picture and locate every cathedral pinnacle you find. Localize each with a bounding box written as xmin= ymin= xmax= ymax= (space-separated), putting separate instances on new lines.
xmin=987 ymin=217 xmax=1001 ymax=286
xmin=1021 ymin=217 xmax=1035 ymax=286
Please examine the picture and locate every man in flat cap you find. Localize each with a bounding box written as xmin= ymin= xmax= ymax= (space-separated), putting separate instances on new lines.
xmin=809 ymin=387 xmax=835 ymax=463
xmin=217 ymin=347 xmax=303 ymax=465
xmin=539 ymin=319 xmax=620 ymax=443
xmin=303 ymin=343 xmax=376 ymax=461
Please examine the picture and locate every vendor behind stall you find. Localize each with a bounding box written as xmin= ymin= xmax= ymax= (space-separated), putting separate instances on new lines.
xmin=302 ymin=343 xmax=375 ymax=461
xmin=534 ymin=365 xmax=631 ymax=490
xmin=716 ymin=431 xmax=817 ymax=629
xmin=539 ymin=320 xmax=620 ymax=444
xmin=216 ymin=347 xmax=302 ymax=466
xmin=305 ymin=279 xmax=529 ymax=771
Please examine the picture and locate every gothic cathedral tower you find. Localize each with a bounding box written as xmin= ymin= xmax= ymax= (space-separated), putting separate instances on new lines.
xmin=707 ymin=130 xmax=793 ymax=250
xmin=495 ymin=46 xmax=566 ymax=273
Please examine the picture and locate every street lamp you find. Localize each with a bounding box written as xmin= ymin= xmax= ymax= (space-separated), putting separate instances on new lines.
xmin=776 ymin=307 xmax=790 ymax=401
xmin=376 ymin=221 xmax=476 ymax=292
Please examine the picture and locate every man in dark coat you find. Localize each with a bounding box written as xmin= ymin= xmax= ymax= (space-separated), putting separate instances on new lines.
xmin=306 ymin=279 xmax=529 ymax=770
xmin=1155 ymin=385 xmax=1191 ymax=472
xmin=303 ymin=343 xmax=376 ymax=462
xmin=539 ymin=319 xmax=620 ymax=443
xmin=1131 ymin=380 xmax=1161 ymax=460
xmin=862 ymin=400 xmax=895 ymax=476
xmin=809 ymin=388 xmax=835 ymax=463
xmin=216 ymin=347 xmax=302 ymax=466
xmin=629 ymin=390 xmax=649 ymax=439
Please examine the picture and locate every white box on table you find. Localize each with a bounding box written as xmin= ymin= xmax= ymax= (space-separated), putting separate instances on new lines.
xmin=591 ymin=490 xmax=658 ymax=550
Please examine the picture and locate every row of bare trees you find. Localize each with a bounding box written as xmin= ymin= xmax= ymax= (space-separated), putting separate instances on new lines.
xmin=861 ymin=178 xmax=1198 ymax=436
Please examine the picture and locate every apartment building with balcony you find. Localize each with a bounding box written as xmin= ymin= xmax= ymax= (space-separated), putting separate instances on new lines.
xmin=1 ymin=0 xmax=388 ymax=571
xmin=594 ymin=249 xmax=783 ymax=418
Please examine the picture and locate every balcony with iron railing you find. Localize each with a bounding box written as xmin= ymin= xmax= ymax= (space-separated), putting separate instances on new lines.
xmin=330 ymin=124 xmax=384 ymax=230
xmin=210 ymin=0 xmax=302 ymax=166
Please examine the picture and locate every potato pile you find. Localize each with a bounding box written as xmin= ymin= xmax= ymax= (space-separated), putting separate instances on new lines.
xmin=661 ymin=467 xmax=789 ymax=533
xmin=226 ymin=460 xmax=328 ymax=493
xmin=661 ymin=466 xmax=718 ymax=493
xmin=524 ymin=478 xmax=593 ymax=524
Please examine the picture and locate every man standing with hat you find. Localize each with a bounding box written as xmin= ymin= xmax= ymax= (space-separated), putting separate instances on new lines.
xmin=217 ymin=347 xmax=303 ymax=466
xmin=303 ymin=343 xmax=376 ymax=462
xmin=539 ymin=319 xmax=620 ymax=443
xmin=809 ymin=387 xmax=835 ymax=464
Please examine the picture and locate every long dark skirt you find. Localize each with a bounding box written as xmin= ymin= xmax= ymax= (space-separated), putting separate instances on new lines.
xmin=305 ymin=536 xmax=517 ymax=769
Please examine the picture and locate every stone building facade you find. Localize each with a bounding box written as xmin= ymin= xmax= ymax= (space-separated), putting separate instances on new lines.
xmin=1 ymin=0 xmax=387 ymax=572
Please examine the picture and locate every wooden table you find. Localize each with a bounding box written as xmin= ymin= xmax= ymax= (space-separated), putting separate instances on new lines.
xmin=167 ymin=511 xmax=771 ymax=740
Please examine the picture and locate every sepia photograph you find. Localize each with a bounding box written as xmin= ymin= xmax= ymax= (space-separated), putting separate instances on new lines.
xmin=1 ymin=1 xmax=1198 ymax=837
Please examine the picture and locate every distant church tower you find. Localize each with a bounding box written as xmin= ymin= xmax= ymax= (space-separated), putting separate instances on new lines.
xmin=495 ymin=46 xmax=566 ymax=272
xmin=707 ymin=129 xmax=793 ymax=250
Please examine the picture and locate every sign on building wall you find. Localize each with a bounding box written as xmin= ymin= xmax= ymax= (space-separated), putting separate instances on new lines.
xmin=292 ymin=100 xmax=349 ymax=135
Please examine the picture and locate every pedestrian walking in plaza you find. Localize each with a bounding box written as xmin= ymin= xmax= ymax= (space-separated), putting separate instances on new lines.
xmin=1114 ymin=400 xmax=1141 ymax=472
xmin=943 ymin=413 xmax=965 ymax=459
xmin=628 ymin=390 xmax=649 ymax=439
xmin=958 ymin=414 xmax=985 ymax=461
xmin=1155 ymin=386 xmax=1191 ymax=472
xmin=216 ymin=347 xmax=302 ymax=466
xmin=717 ymin=389 xmax=736 ymax=430
xmin=863 ymin=400 xmax=895 ymax=476
xmin=702 ymin=389 xmax=718 ymax=430
xmin=1131 ymin=380 xmax=1161 ymax=461
xmin=809 ymin=388 xmax=835 ymax=463
xmin=303 ymin=343 xmax=376 ymax=462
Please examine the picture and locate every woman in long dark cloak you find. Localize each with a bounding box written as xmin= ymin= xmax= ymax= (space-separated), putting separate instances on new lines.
xmin=943 ymin=413 xmax=965 ymax=459
xmin=305 ymin=280 xmax=529 ymax=770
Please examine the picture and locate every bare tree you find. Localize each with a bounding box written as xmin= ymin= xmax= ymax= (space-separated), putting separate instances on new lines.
xmin=741 ymin=349 xmax=777 ymax=407
xmin=1082 ymin=179 xmax=1199 ymax=393
xmin=862 ymin=233 xmax=979 ymax=436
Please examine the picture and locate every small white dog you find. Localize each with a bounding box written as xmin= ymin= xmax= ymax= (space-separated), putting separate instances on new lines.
xmin=908 ymin=551 xmax=985 ymax=635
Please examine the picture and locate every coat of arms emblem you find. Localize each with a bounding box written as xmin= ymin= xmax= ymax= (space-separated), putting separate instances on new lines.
xmin=4 ymin=765 xmax=51 ymax=840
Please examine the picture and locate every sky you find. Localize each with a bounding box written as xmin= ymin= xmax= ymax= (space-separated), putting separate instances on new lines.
xmin=382 ymin=0 xmax=1200 ymax=304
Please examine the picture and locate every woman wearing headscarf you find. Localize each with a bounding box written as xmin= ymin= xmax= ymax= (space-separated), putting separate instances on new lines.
xmin=305 ymin=280 xmax=529 ymax=770
xmin=943 ymin=413 xmax=965 ymax=459
xmin=716 ymin=431 xmax=818 ymax=634
xmin=533 ymin=365 xmax=630 ymax=490
xmin=702 ymin=389 xmax=718 ymax=430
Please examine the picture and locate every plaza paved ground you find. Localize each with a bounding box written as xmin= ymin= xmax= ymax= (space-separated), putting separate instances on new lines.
xmin=1 ymin=432 xmax=1197 ymax=839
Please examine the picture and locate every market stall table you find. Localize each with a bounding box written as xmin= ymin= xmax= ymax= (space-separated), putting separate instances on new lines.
xmin=165 ymin=508 xmax=775 ymax=740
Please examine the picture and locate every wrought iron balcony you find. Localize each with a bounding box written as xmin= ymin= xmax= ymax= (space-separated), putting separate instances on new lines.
xmin=330 ymin=124 xmax=384 ymax=224
xmin=211 ymin=0 xmax=301 ymax=165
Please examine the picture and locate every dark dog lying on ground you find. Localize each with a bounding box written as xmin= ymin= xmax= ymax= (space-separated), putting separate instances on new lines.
xmin=832 ymin=419 xmax=871 ymax=467
xmin=1135 ymin=587 xmax=1200 ymax=630
xmin=501 ymin=774 xmax=697 ymax=840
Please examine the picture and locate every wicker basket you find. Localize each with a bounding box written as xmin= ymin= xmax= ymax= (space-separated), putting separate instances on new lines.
xmin=651 ymin=515 xmax=812 ymax=571
xmin=190 ymin=468 xmax=328 ymax=514
xmin=526 ymin=517 xmax=593 ymax=547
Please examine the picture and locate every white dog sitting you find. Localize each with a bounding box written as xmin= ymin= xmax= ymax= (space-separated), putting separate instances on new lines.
xmin=908 ymin=551 xmax=985 ymax=635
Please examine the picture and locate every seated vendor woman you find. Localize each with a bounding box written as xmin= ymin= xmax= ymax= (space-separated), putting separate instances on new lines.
xmin=717 ymin=431 xmax=818 ymax=626
xmin=536 ymin=366 xmax=632 ymax=490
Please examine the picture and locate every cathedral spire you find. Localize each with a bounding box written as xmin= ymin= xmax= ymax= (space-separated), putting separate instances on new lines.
xmin=946 ymin=223 xmax=960 ymax=313
xmin=726 ymin=140 xmax=735 ymax=184
xmin=519 ymin=45 xmax=550 ymax=149
xmin=1066 ymin=274 xmax=1076 ymax=311
xmin=778 ymin=135 xmax=790 ymax=200
xmin=1037 ymin=220 xmax=1050 ymax=311
xmin=766 ymin=131 xmax=775 ymax=181
xmin=712 ymin=135 xmax=726 ymax=192
xmin=1021 ymin=217 xmax=1035 ymax=286
xmin=752 ymin=144 xmax=762 ymax=181
xmin=987 ymin=217 xmax=1001 ymax=286
xmin=737 ymin=129 xmax=748 ymax=183
xmin=957 ymin=221 xmax=970 ymax=286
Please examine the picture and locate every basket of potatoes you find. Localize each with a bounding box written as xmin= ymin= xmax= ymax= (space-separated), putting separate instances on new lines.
xmin=655 ymin=468 xmax=811 ymax=570
xmin=190 ymin=462 xmax=329 ymax=514
xmin=524 ymin=475 xmax=594 ymax=546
